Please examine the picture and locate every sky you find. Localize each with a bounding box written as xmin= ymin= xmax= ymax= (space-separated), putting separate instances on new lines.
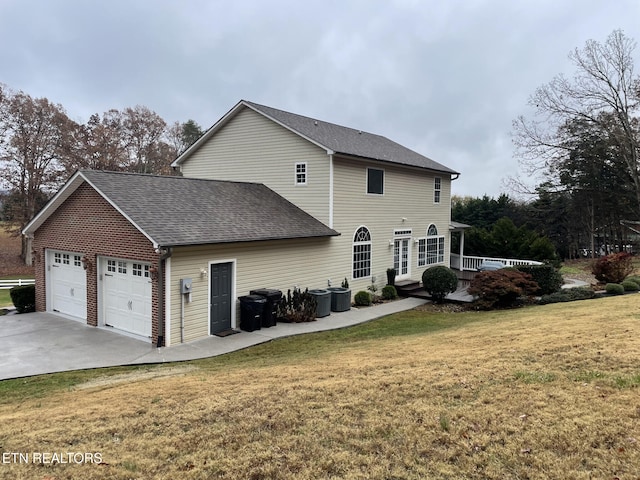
xmin=1 ymin=0 xmax=639 ymax=198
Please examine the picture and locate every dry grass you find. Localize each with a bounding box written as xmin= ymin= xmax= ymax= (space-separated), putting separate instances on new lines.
xmin=0 ymin=224 xmax=34 ymax=277
xmin=1 ymin=296 xmax=639 ymax=479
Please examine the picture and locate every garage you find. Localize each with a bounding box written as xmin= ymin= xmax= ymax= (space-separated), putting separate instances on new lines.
xmin=48 ymin=250 xmax=87 ymax=320
xmin=100 ymin=257 xmax=152 ymax=338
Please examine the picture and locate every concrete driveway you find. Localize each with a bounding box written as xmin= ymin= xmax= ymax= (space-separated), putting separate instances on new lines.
xmin=0 ymin=312 xmax=157 ymax=380
xmin=0 ymin=298 xmax=428 ymax=380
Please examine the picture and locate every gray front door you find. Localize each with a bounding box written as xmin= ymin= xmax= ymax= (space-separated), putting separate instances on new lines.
xmin=210 ymin=262 xmax=232 ymax=334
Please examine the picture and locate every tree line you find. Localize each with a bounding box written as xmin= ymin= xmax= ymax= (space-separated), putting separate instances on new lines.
xmin=509 ymin=29 xmax=640 ymax=259
xmin=0 ymin=83 xmax=204 ymax=254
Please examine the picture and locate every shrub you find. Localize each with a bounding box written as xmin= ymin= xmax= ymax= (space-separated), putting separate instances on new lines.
xmin=468 ymin=269 xmax=539 ymax=310
xmin=381 ymin=285 xmax=398 ymax=300
xmin=621 ymin=279 xmax=640 ymax=292
xmin=276 ymin=287 xmax=317 ymax=322
xmin=9 ymin=285 xmax=35 ymax=313
xmin=626 ymin=275 xmax=640 ymax=287
xmin=605 ymin=283 xmax=625 ymax=295
xmin=515 ymin=264 xmax=563 ymax=295
xmin=422 ymin=266 xmax=459 ymax=303
xmin=592 ymin=252 xmax=633 ymax=284
xmin=538 ymin=287 xmax=596 ymax=305
xmin=354 ymin=290 xmax=372 ymax=306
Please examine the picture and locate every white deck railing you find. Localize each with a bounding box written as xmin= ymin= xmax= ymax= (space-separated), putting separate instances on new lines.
xmin=0 ymin=278 xmax=35 ymax=290
xmin=450 ymin=254 xmax=542 ymax=271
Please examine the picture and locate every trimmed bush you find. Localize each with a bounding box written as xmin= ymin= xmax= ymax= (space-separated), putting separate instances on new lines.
xmin=621 ymin=279 xmax=640 ymax=292
xmin=9 ymin=284 xmax=35 ymax=313
xmin=605 ymin=283 xmax=625 ymax=295
xmin=538 ymin=287 xmax=596 ymax=305
xmin=515 ymin=264 xmax=563 ymax=295
xmin=381 ymin=285 xmax=398 ymax=300
xmin=468 ymin=269 xmax=539 ymax=310
xmin=422 ymin=266 xmax=458 ymax=303
xmin=625 ymin=275 xmax=640 ymax=288
xmin=354 ymin=290 xmax=372 ymax=306
xmin=592 ymin=252 xmax=633 ymax=284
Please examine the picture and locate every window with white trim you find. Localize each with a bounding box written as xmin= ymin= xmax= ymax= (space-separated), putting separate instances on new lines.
xmin=117 ymin=261 xmax=127 ymax=274
xmin=107 ymin=260 xmax=117 ymax=273
xmin=424 ymin=224 xmax=445 ymax=265
xmin=73 ymin=255 xmax=82 ymax=267
xmin=367 ymin=168 xmax=384 ymax=195
xmin=353 ymin=226 xmax=372 ymax=279
xmin=132 ymin=263 xmax=150 ymax=277
xmin=295 ymin=162 xmax=307 ymax=185
xmin=434 ymin=177 xmax=441 ymax=204
xmin=417 ymin=238 xmax=426 ymax=266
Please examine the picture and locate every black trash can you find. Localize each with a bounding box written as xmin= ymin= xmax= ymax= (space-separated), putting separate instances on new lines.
xmin=238 ymin=295 xmax=266 ymax=332
xmin=327 ymin=287 xmax=351 ymax=312
xmin=309 ymin=289 xmax=331 ymax=318
xmin=249 ymin=289 xmax=283 ymax=327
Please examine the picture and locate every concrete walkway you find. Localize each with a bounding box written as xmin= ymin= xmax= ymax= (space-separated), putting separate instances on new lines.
xmin=0 ymin=297 xmax=427 ymax=380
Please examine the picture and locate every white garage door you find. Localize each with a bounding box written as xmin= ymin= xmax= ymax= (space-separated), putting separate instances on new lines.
xmin=48 ymin=250 xmax=87 ymax=320
xmin=101 ymin=258 xmax=152 ymax=338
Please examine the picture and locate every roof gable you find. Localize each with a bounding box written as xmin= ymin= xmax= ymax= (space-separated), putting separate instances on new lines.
xmin=24 ymin=171 xmax=339 ymax=247
xmin=172 ymin=100 xmax=459 ymax=175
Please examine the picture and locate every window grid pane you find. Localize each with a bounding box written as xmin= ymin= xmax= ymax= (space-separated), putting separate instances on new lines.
xmin=353 ymin=227 xmax=372 ymax=279
xmin=295 ymin=163 xmax=307 ymax=184
xmin=353 ymin=244 xmax=371 ymax=278
xmin=418 ymin=239 xmax=426 ymax=266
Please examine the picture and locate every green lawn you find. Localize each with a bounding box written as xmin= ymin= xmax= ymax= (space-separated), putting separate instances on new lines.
xmin=0 ymin=296 xmax=638 ymax=479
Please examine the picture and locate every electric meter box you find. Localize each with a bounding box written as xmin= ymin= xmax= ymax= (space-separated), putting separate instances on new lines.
xmin=180 ymin=278 xmax=193 ymax=294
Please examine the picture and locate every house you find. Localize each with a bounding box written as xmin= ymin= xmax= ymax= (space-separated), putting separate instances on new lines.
xmin=23 ymin=100 xmax=460 ymax=347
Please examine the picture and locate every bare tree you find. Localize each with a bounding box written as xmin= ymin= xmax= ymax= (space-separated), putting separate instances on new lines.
xmin=512 ymin=29 xmax=640 ymax=211
xmin=65 ymin=110 xmax=129 ymax=171
xmin=165 ymin=119 xmax=204 ymax=159
xmin=122 ymin=105 xmax=169 ymax=174
xmin=0 ymin=88 xmax=76 ymax=259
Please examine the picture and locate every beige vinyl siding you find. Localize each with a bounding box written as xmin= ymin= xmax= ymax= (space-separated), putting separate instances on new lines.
xmin=332 ymin=156 xmax=452 ymax=294
xmin=181 ymin=107 xmax=331 ymax=224
xmin=168 ymin=237 xmax=342 ymax=345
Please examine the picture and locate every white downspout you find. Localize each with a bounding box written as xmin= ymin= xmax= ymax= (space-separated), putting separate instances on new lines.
xmin=328 ymin=153 xmax=334 ymax=228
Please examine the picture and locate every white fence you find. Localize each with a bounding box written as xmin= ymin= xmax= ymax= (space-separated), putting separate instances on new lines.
xmin=0 ymin=279 xmax=35 ymax=290
xmin=450 ymin=254 xmax=542 ymax=271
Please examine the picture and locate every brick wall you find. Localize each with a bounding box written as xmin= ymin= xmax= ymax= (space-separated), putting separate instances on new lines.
xmin=32 ymin=183 xmax=162 ymax=345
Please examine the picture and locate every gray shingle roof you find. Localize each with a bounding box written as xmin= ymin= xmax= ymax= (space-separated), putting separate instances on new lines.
xmin=243 ymin=101 xmax=459 ymax=175
xmin=81 ymin=170 xmax=339 ymax=247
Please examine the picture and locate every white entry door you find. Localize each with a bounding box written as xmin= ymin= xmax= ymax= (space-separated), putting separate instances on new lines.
xmin=101 ymin=258 xmax=152 ymax=338
xmin=48 ymin=250 xmax=87 ymax=320
xmin=394 ymin=238 xmax=411 ymax=280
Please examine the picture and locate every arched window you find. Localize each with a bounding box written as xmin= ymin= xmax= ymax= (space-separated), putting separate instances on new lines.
xmin=426 ymin=224 xmax=445 ymax=265
xmin=353 ymin=226 xmax=372 ymax=279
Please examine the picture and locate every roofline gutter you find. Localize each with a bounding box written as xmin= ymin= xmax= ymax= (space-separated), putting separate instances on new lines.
xmin=332 ymin=152 xmax=460 ymax=177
